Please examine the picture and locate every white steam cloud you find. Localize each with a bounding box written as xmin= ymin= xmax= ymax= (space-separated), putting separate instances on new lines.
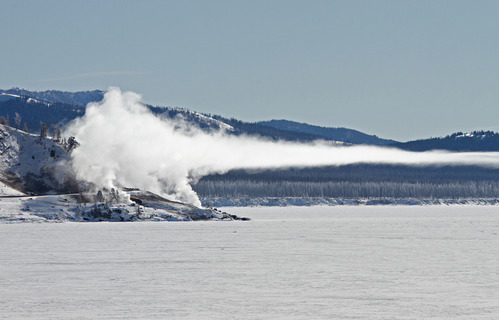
xmin=64 ymin=87 xmax=499 ymax=207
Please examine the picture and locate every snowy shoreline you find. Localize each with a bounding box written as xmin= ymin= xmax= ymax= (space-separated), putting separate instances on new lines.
xmin=3 ymin=194 xmax=499 ymax=224
xmin=201 ymin=197 xmax=499 ymax=207
xmin=0 ymin=193 xmax=249 ymax=223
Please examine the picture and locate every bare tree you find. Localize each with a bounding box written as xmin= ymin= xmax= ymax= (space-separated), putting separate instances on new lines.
xmin=54 ymin=128 xmax=61 ymax=142
xmin=14 ymin=112 xmax=21 ymax=129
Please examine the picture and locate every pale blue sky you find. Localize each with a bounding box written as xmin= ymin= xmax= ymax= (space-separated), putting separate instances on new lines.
xmin=1 ymin=0 xmax=498 ymax=141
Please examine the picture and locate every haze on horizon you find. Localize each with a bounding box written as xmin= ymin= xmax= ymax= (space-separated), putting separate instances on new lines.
xmin=1 ymin=0 xmax=499 ymax=142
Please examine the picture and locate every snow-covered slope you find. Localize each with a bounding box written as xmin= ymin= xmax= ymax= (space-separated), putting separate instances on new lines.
xmin=0 ymin=125 xmax=248 ymax=222
xmin=0 ymin=88 xmax=104 ymax=107
xmin=0 ymin=181 xmax=24 ymax=196
xmin=0 ymin=124 xmax=73 ymax=195
xmin=0 ymin=93 xmax=21 ymax=103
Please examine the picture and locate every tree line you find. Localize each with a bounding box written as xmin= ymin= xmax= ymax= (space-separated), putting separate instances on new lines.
xmin=194 ymin=180 xmax=499 ymax=199
xmin=193 ymin=164 xmax=499 ymax=199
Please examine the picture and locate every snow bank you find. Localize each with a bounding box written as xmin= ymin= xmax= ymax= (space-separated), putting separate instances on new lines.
xmin=201 ymin=197 xmax=499 ymax=207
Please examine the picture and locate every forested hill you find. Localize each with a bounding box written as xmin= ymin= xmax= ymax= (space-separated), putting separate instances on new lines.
xmin=0 ymin=88 xmax=363 ymax=144
xmin=393 ymin=131 xmax=499 ymax=152
xmin=0 ymin=96 xmax=84 ymax=133
xmin=257 ymin=119 xmax=397 ymax=145
xmin=0 ymin=88 xmax=104 ymax=107
xmin=2 ymin=88 xmax=499 ymax=151
xmin=0 ymin=92 xmax=338 ymax=143
xmin=211 ymin=115 xmax=341 ymax=142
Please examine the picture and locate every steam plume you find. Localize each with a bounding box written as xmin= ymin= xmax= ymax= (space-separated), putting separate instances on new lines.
xmin=64 ymin=87 xmax=499 ymax=207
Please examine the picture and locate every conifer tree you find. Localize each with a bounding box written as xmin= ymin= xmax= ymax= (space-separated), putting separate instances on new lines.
xmin=40 ymin=122 xmax=48 ymax=139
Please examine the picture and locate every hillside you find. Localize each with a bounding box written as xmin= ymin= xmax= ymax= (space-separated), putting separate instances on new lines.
xmin=3 ymin=88 xmax=499 ymax=151
xmin=0 ymin=88 xmax=104 ymax=107
xmin=0 ymin=124 xmax=75 ymax=194
xmin=0 ymin=96 xmax=83 ymax=135
xmin=0 ymin=93 xmax=344 ymax=143
xmin=0 ymin=88 xmax=366 ymax=144
xmin=211 ymin=115 xmax=344 ymax=142
xmin=257 ymin=119 xmax=397 ymax=145
xmin=393 ymin=131 xmax=499 ymax=152
xmin=0 ymin=124 xmax=246 ymax=222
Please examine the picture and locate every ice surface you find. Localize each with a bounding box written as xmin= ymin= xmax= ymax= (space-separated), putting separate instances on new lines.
xmin=1 ymin=205 xmax=498 ymax=319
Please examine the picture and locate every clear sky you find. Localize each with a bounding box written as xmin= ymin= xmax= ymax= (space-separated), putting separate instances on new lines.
xmin=1 ymin=0 xmax=498 ymax=141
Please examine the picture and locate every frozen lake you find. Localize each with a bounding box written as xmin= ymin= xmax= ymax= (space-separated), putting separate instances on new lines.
xmin=1 ymin=205 xmax=499 ymax=319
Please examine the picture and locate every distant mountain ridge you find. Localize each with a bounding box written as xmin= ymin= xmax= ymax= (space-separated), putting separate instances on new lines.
xmin=211 ymin=115 xmax=346 ymax=143
xmin=0 ymin=95 xmax=84 ymax=133
xmin=0 ymin=88 xmax=104 ymax=107
xmin=2 ymin=88 xmax=499 ymax=152
xmin=257 ymin=119 xmax=397 ymax=145
xmin=0 ymin=88 xmax=353 ymax=144
xmin=393 ymin=131 xmax=499 ymax=152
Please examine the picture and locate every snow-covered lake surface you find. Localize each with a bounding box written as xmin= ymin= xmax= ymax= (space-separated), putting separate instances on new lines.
xmin=1 ymin=205 xmax=499 ymax=319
